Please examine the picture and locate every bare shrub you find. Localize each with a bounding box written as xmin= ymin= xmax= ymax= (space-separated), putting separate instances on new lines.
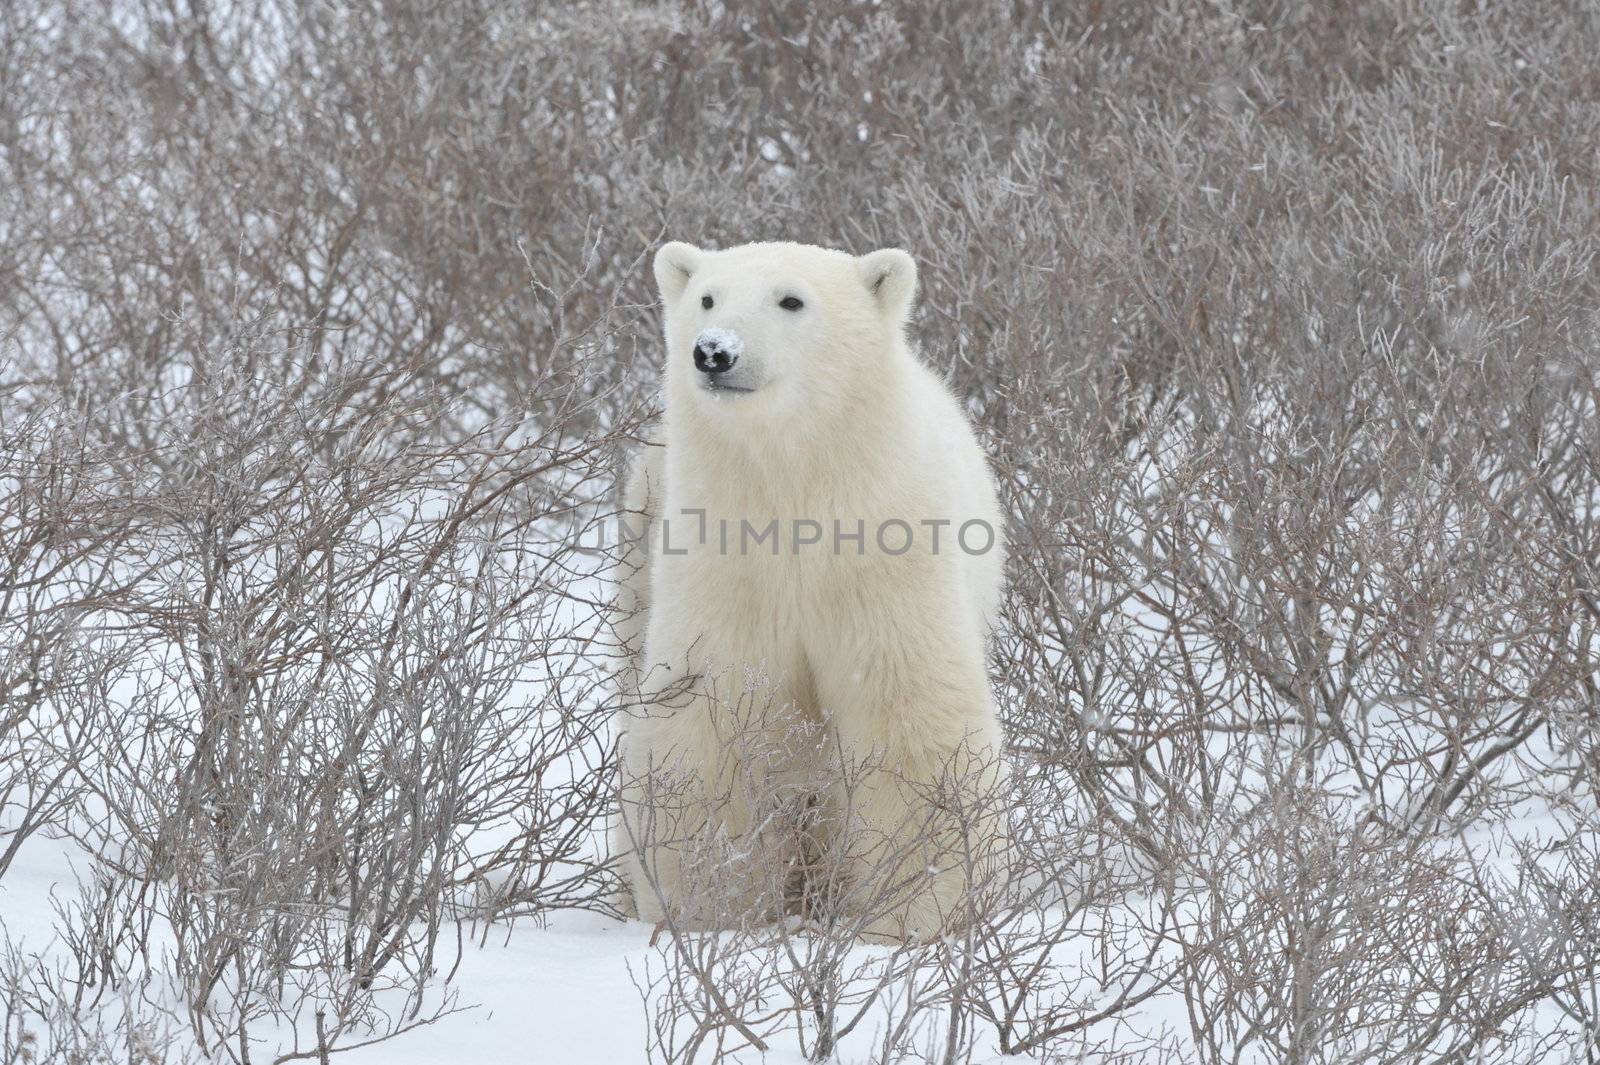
xmin=3 ymin=0 xmax=1598 ymax=1060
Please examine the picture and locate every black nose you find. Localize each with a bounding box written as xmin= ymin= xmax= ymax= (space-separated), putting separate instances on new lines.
xmin=694 ymin=340 xmax=737 ymax=375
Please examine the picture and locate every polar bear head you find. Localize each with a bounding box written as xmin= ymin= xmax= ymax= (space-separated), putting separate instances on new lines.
xmin=652 ymin=241 xmax=917 ymax=431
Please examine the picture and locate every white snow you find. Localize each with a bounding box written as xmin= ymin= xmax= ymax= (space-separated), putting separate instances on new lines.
xmin=696 ymin=328 xmax=746 ymax=357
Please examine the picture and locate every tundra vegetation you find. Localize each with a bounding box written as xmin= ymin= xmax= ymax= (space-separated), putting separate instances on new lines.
xmin=1 ymin=1 xmax=1597 ymax=1062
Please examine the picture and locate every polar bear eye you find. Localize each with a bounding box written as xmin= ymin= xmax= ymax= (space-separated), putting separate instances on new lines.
xmin=701 ymin=294 xmax=714 ymax=310
xmin=778 ymin=296 xmax=804 ymax=311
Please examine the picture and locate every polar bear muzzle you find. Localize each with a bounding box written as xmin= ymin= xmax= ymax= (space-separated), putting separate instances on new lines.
xmin=693 ymin=328 xmax=761 ymax=394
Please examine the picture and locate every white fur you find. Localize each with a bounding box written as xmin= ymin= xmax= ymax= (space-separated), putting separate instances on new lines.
xmin=615 ymin=241 xmax=1006 ymax=940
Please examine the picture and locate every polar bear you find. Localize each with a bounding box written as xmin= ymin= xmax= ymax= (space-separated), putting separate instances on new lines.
xmin=614 ymin=240 xmax=1006 ymax=941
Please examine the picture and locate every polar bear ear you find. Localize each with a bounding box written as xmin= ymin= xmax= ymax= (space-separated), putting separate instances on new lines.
xmin=858 ymin=248 xmax=918 ymax=321
xmin=652 ymin=241 xmax=702 ymax=303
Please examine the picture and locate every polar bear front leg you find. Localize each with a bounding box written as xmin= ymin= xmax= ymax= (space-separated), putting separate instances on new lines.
xmin=808 ymin=609 xmax=1007 ymax=942
xmin=617 ymin=613 xmax=812 ymax=931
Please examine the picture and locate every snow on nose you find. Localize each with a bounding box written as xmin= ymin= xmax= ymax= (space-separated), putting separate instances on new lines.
xmin=695 ymin=327 xmax=745 ymax=358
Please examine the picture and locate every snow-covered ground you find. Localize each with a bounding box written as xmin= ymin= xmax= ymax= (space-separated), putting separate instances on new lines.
xmin=0 ymin=831 xmax=972 ymax=1064
xmin=342 ymin=911 xmax=658 ymax=1065
xmin=1 ymin=829 xmax=652 ymax=1063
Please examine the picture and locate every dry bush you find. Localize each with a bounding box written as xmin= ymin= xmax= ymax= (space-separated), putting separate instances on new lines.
xmin=0 ymin=317 xmax=644 ymax=1058
xmin=3 ymin=2 xmax=653 ymax=1056
xmin=3 ymin=0 xmax=1599 ymax=1061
